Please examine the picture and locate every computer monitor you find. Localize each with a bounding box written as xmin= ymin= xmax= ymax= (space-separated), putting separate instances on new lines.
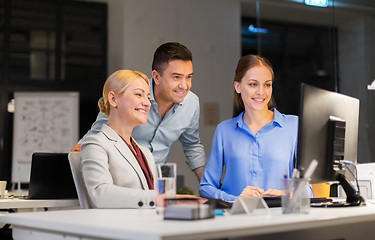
xmin=297 ymin=83 xmax=364 ymax=206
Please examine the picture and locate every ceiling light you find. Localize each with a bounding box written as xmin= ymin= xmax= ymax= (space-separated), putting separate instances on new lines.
xmin=305 ymin=0 xmax=328 ymax=7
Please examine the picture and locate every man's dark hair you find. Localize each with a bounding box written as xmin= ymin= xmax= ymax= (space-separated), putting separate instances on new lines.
xmin=152 ymin=42 xmax=192 ymax=74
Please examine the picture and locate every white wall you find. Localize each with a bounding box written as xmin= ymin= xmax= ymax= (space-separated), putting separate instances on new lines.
xmin=99 ymin=0 xmax=241 ymax=194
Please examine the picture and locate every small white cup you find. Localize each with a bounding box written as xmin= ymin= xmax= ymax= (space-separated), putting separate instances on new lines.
xmin=0 ymin=181 xmax=7 ymax=199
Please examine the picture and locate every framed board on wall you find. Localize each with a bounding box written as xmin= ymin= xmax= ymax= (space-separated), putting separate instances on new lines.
xmin=11 ymin=92 xmax=79 ymax=185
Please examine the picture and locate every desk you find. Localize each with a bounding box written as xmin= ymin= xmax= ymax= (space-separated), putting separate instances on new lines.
xmin=0 ymin=198 xmax=79 ymax=238
xmin=0 ymin=198 xmax=79 ymax=210
xmin=1 ymin=204 xmax=375 ymax=240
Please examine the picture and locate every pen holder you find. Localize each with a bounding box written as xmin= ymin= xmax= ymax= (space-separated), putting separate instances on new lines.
xmin=282 ymin=178 xmax=310 ymax=214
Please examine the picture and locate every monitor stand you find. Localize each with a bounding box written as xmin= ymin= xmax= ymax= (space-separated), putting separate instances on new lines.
xmin=313 ymin=173 xmax=365 ymax=207
xmin=333 ymin=173 xmax=365 ymax=206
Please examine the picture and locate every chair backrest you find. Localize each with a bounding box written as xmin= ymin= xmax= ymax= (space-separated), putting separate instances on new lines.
xmin=68 ymin=152 xmax=92 ymax=209
xmin=29 ymin=153 xmax=78 ymax=199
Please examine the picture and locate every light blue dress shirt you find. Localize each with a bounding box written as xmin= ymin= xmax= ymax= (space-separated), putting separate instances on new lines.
xmin=79 ymin=79 xmax=205 ymax=170
xmin=199 ymin=109 xmax=298 ymax=202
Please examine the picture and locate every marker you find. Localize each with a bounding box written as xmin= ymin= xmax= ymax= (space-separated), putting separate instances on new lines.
xmin=303 ymin=159 xmax=318 ymax=180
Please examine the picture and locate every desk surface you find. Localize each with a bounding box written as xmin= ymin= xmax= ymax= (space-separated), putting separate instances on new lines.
xmin=0 ymin=198 xmax=79 ymax=209
xmin=1 ymin=203 xmax=375 ymax=240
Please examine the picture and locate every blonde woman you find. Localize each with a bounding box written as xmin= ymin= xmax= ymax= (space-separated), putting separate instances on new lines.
xmin=81 ymin=70 xmax=155 ymax=208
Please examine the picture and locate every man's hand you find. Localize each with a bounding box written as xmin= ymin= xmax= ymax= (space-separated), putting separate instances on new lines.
xmin=71 ymin=144 xmax=81 ymax=152
xmin=240 ymin=186 xmax=265 ymax=197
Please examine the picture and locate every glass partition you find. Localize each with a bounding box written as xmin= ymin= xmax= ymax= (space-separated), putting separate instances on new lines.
xmin=241 ymin=0 xmax=375 ymax=163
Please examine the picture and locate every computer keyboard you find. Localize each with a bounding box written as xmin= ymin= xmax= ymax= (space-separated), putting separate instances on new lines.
xmin=214 ymin=199 xmax=233 ymax=209
xmin=263 ymin=195 xmax=333 ymax=208
xmin=262 ymin=195 xmax=282 ymax=207
xmin=212 ymin=196 xmax=333 ymax=209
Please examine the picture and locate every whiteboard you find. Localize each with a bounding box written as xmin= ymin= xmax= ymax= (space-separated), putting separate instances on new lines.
xmin=11 ymin=92 xmax=79 ymax=183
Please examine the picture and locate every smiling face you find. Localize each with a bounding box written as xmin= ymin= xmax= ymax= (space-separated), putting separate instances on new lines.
xmin=153 ymin=60 xmax=193 ymax=106
xmin=112 ymin=77 xmax=151 ymax=127
xmin=234 ymin=65 xmax=273 ymax=113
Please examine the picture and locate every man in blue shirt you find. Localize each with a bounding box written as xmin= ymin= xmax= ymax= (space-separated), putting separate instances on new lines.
xmin=73 ymin=42 xmax=205 ymax=180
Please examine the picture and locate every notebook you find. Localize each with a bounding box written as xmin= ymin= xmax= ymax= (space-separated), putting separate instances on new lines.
xmin=28 ymin=153 xmax=78 ymax=199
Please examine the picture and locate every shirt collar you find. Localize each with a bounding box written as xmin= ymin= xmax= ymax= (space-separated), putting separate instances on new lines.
xmin=272 ymin=108 xmax=284 ymax=127
xmin=149 ymin=78 xmax=156 ymax=104
xmin=235 ymin=108 xmax=284 ymax=129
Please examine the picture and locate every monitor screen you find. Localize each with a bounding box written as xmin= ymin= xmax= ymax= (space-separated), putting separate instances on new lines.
xmin=297 ymin=84 xmax=360 ymax=184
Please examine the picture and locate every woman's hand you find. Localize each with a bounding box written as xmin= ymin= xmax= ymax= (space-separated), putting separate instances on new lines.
xmin=175 ymin=194 xmax=208 ymax=204
xmin=263 ymin=189 xmax=284 ymax=196
xmin=240 ymin=186 xmax=264 ymax=197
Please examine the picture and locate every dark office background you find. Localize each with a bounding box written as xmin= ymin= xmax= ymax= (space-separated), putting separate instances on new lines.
xmin=0 ymin=0 xmax=107 ymax=187
xmin=241 ymin=17 xmax=337 ymax=116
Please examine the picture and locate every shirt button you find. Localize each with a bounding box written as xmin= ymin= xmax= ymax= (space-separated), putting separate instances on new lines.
xmin=138 ymin=201 xmax=144 ymax=207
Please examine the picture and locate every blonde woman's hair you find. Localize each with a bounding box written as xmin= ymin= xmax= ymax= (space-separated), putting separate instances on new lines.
xmin=98 ymin=70 xmax=149 ymax=116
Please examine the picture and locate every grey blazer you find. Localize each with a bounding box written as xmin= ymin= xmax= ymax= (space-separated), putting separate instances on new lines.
xmin=81 ymin=124 xmax=156 ymax=209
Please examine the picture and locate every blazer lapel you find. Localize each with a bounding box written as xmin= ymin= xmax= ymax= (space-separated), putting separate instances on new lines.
xmin=100 ymin=124 xmax=149 ymax=190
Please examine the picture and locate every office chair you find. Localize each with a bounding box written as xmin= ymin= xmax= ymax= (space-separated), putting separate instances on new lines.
xmin=68 ymin=152 xmax=92 ymax=209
